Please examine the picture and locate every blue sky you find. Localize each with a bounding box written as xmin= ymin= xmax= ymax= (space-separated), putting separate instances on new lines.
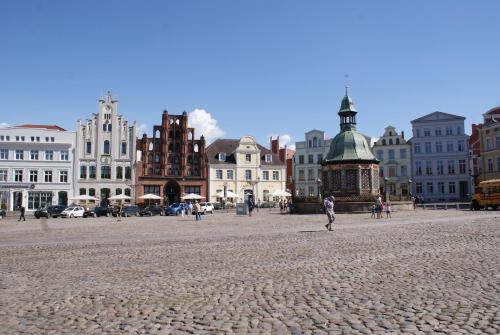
xmin=1 ymin=1 xmax=499 ymax=147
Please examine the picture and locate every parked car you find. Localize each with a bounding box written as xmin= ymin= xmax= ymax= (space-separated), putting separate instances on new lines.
xmin=120 ymin=205 xmax=139 ymax=217
xmin=34 ymin=205 xmax=67 ymax=219
xmin=83 ymin=206 xmax=111 ymax=218
xmin=0 ymin=209 xmax=6 ymax=219
xmin=60 ymin=206 xmax=85 ymax=218
xmin=192 ymin=202 xmax=215 ymax=214
xmin=139 ymin=205 xmax=164 ymax=216
xmin=165 ymin=203 xmax=186 ymax=216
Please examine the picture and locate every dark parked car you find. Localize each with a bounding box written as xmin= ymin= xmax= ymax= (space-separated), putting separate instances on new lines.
xmin=165 ymin=203 xmax=186 ymax=216
xmin=120 ymin=205 xmax=139 ymax=217
xmin=83 ymin=206 xmax=111 ymax=218
xmin=34 ymin=205 xmax=67 ymax=219
xmin=139 ymin=205 xmax=163 ymax=216
xmin=0 ymin=209 xmax=6 ymax=219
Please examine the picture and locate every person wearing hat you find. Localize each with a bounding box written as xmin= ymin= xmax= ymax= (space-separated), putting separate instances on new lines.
xmin=323 ymin=196 xmax=335 ymax=231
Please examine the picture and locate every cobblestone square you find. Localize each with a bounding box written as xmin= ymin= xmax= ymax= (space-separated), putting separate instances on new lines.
xmin=1 ymin=210 xmax=499 ymax=334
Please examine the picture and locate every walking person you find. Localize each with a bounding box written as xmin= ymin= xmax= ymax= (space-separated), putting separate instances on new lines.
xmin=247 ymin=198 xmax=254 ymax=217
xmin=18 ymin=205 xmax=26 ymax=221
xmin=189 ymin=202 xmax=194 ymax=216
xmin=279 ymin=199 xmax=284 ymax=214
xmin=323 ymin=196 xmax=335 ymax=231
xmin=283 ymin=199 xmax=288 ymax=214
xmin=375 ymin=195 xmax=382 ymax=219
xmin=194 ymin=201 xmax=202 ymax=221
xmin=181 ymin=203 xmax=185 ymax=217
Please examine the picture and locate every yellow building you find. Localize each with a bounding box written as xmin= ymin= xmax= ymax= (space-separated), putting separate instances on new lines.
xmin=480 ymin=108 xmax=500 ymax=181
xmin=206 ymin=136 xmax=287 ymax=206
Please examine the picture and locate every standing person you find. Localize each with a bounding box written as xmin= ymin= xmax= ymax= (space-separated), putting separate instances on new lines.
xmin=411 ymin=196 xmax=416 ymax=210
xmin=283 ymin=199 xmax=288 ymax=214
xmin=189 ymin=202 xmax=194 ymax=216
xmin=370 ymin=204 xmax=376 ymax=219
xmin=247 ymin=198 xmax=254 ymax=217
xmin=181 ymin=203 xmax=185 ymax=217
xmin=323 ymin=196 xmax=335 ymax=231
xmin=194 ymin=201 xmax=202 ymax=221
xmin=279 ymin=199 xmax=284 ymax=214
xmin=116 ymin=203 xmax=122 ymax=222
xmin=375 ymin=195 xmax=382 ymax=219
xmin=385 ymin=201 xmax=392 ymax=218
xmin=18 ymin=205 xmax=26 ymax=221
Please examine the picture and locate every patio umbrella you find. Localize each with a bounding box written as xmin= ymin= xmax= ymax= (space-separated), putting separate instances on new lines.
xmin=215 ymin=191 xmax=240 ymax=198
xmin=182 ymin=193 xmax=206 ymax=200
xmin=108 ymin=194 xmax=131 ymax=201
xmin=271 ymin=190 xmax=292 ymax=197
xmin=138 ymin=193 xmax=162 ymax=206
xmin=70 ymin=195 xmax=99 ymax=207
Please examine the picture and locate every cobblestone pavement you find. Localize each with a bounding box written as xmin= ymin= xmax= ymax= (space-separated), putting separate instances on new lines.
xmin=1 ymin=210 xmax=499 ymax=334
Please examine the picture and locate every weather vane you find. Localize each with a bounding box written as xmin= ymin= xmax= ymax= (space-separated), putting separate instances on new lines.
xmin=344 ymin=74 xmax=349 ymax=94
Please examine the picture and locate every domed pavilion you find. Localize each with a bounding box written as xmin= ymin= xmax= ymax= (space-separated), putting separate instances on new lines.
xmin=321 ymin=91 xmax=380 ymax=211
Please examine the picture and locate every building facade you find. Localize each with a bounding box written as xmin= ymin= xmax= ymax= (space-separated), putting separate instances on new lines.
xmin=206 ymin=136 xmax=286 ymax=205
xmin=0 ymin=125 xmax=75 ymax=211
xmin=371 ymin=126 xmax=412 ymax=199
xmin=410 ymin=111 xmax=471 ymax=202
xmin=293 ymin=130 xmax=332 ymax=197
xmin=136 ymin=111 xmax=207 ymax=205
xmin=75 ymin=93 xmax=136 ymax=204
xmin=479 ymin=107 xmax=500 ymax=181
xmin=270 ymin=136 xmax=295 ymax=195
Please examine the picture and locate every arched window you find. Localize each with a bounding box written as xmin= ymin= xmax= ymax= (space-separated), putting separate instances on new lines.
xmin=104 ymin=140 xmax=110 ymax=154
xmin=168 ymin=156 xmax=173 ymax=163
xmin=108 ymin=124 xmax=112 ymax=132
xmin=188 ymin=144 xmax=193 ymax=152
xmin=188 ymin=132 xmax=193 ymax=140
xmin=154 ymin=154 xmax=160 ymax=163
xmin=194 ymin=144 xmax=199 ymax=153
xmin=148 ymin=154 xmax=153 ymax=163
xmin=187 ymin=155 xmax=193 ymax=164
xmin=148 ymin=142 xmax=153 ymax=151
xmin=102 ymin=124 xmax=107 ymax=132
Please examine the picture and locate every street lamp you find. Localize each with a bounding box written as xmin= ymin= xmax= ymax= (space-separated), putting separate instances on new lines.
xmin=317 ymin=178 xmax=322 ymax=201
xmin=384 ymin=177 xmax=389 ymax=202
xmin=408 ymin=178 xmax=412 ymax=200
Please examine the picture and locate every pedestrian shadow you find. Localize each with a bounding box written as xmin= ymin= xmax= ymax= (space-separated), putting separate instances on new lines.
xmin=298 ymin=230 xmax=325 ymax=233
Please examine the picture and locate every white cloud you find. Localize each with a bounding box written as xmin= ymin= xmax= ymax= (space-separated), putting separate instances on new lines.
xmin=188 ymin=109 xmax=225 ymax=143
xmin=0 ymin=123 xmax=10 ymax=128
xmin=137 ymin=123 xmax=148 ymax=135
xmin=269 ymin=134 xmax=294 ymax=149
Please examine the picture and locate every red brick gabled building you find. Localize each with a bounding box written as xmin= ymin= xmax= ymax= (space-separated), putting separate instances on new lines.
xmin=270 ymin=136 xmax=295 ymax=195
xmin=135 ymin=111 xmax=207 ymax=205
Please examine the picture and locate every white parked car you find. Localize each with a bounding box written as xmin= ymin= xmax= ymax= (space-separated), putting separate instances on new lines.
xmin=60 ymin=206 xmax=85 ymax=218
xmin=200 ymin=202 xmax=214 ymax=214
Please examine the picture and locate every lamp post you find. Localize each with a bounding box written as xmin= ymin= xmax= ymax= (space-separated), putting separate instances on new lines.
xmin=256 ymin=177 xmax=260 ymax=211
xmin=316 ymin=178 xmax=322 ymax=201
xmin=384 ymin=177 xmax=389 ymax=202
xmin=408 ymin=178 xmax=412 ymax=201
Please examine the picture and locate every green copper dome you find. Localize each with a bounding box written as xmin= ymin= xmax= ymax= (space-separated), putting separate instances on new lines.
xmin=324 ymin=91 xmax=378 ymax=164
xmin=324 ymin=130 xmax=377 ymax=163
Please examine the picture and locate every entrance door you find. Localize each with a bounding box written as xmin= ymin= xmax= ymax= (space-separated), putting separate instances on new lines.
xmin=13 ymin=191 xmax=23 ymax=210
xmin=459 ymin=181 xmax=469 ymax=199
xmin=58 ymin=191 xmax=68 ymax=206
xmin=100 ymin=188 xmax=111 ymax=206
xmin=244 ymin=189 xmax=253 ymax=203
xmin=165 ymin=180 xmax=180 ymax=205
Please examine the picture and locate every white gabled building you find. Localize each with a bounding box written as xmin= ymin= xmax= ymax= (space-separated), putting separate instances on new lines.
xmin=74 ymin=93 xmax=136 ymax=204
xmin=0 ymin=125 xmax=76 ymax=211
xmin=206 ymin=136 xmax=287 ymax=205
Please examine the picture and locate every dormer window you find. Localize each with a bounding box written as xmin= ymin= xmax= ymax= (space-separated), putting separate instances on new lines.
xmin=265 ymin=154 xmax=272 ymax=163
xmin=245 ymin=154 xmax=251 ymax=162
xmin=218 ymin=152 xmax=226 ymax=161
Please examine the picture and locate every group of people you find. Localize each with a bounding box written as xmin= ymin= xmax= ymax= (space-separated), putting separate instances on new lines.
xmin=370 ymin=195 xmax=392 ymax=219
xmin=279 ymin=199 xmax=292 ymax=214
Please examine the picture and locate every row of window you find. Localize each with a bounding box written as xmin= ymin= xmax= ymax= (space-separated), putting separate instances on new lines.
xmin=415 ymin=181 xmax=459 ymax=195
xmin=0 ymin=135 xmax=55 ymax=142
xmin=296 ymin=154 xmax=323 ymax=165
xmin=85 ymin=141 xmax=128 ymax=155
xmin=379 ymin=165 xmax=408 ymax=177
xmin=413 ymin=141 xmax=466 ymax=154
xmin=297 ymin=169 xmax=321 ymax=182
xmin=297 ymin=186 xmax=319 ymax=197
xmin=484 ymin=136 xmax=500 ymax=151
xmin=379 ymin=137 xmax=403 ymax=146
xmin=0 ymin=169 xmax=69 ymax=183
xmin=0 ymin=149 xmax=69 ymax=160
xmin=376 ymin=148 xmax=407 ymax=161
xmin=79 ymin=188 xmax=131 ymax=197
xmin=485 ymin=157 xmax=500 ymax=173
xmin=215 ymin=169 xmax=280 ymax=181
xmin=415 ymin=126 xmax=462 ymax=137
xmin=307 ymin=137 xmax=324 ymax=148
xmin=79 ymin=165 xmax=131 ymax=180
xmin=414 ymin=160 xmax=467 ymax=176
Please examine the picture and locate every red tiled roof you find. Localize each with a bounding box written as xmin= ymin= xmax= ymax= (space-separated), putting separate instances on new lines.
xmin=15 ymin=124 xmax=66 ymax=131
